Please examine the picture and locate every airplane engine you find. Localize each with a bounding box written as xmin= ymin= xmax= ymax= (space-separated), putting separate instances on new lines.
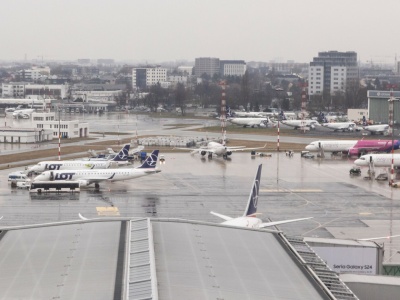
xmin=78 ymin=180 xmax=90 ymax=187
xmin=200 ymin=151 xmax=207 ymax=156
xmin=226 ymin=151 xmax=232 ymax=156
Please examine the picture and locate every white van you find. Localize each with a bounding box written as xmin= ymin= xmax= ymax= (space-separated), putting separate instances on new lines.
xmin=8 ymin=171 xmax=28 ymax=182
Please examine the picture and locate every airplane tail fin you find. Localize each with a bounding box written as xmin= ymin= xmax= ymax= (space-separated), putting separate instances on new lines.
xmin=111 ymin=144 xmax=130 ymax=161
xmin=137 ymin=150 xmax=159 ymax=169
xmin=243 ymin=164 xmax=262 ymax=217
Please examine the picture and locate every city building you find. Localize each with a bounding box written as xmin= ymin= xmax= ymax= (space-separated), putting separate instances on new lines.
xmin=0 ymin=127 xmax=53 ymax=143
xmin=194 ymin=57 xmax=220 ymax=77
xmin=1 ymin=83 xmax=69 ymax=99
xmin=309 ymin=51 xmax=359 ymax=96
xmin=220 ymin=60 xmax=247 ymax=76
xmin=132 ymin=67 xmax=167 ymax=89
xmin=17 ymin=66 xmax=50 ymax=81
xmin=177 ymin=66 xmax=193 ymax=75
xmin=32 ymin=112 xmax=89 ymax=139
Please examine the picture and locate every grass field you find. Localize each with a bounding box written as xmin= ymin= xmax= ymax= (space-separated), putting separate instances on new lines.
xmin=0 ymin=135 xmax=306 ymax=170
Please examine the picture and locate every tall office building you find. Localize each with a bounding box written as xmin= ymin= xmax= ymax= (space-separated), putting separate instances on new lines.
xmin=194 ymin=58 xmax=220 ymax=77
xmin=309 ymin=51 xmax=358 ymax=95
xmin=220 ymin=60 xmax=247 ymax=76
xmin=132 ymin=66 xmax=167 ymax=89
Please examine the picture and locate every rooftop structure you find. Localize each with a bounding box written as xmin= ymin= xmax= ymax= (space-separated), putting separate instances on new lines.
xmin=0 ymin=218 xmax=358 ymax=300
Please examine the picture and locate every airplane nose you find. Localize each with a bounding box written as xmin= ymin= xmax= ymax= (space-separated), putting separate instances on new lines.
xmin=354 ymin=159 xmax=364 ymax=166
xmin=305 ymin=145 xmax=313 ymax=150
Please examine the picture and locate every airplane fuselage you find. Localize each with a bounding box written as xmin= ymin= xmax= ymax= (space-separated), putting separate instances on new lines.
xmin=281 ymin=120 xmax=319 ymax=129
xmin=355 ymin=154 xmax=400 ymax=167
xmin=33 ymin=168 xmax=160 ymax=185
xmin=222 ymin=217 xmax=263 ymax=228
xmin=305 ymin=139 xmax=400 ymax=156
xmin=305 ymin=140 xmax=358 ymax=152
xmin=228 ymin=117 xmax=269 ymax=127
xmin=322 ymin=122 xmax=357 ymax=131
xmin=28 ymin=160 xmax=111 ymax=174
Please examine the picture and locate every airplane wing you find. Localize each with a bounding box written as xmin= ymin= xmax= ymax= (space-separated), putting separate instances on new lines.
xmin=83 ymin=173 xmax=116 ymax=185
xmin=259 ymin=217 xmax=313 ymax=228
xmin=78 ymin=213 xmax=88 ymax=220
xmin=226 ymin=143 xmax=267 ymax=152
xmin=357 ymin=234 xmax=400 ymax=241
xmin=210 ymin=211 xmax=233 ymax=221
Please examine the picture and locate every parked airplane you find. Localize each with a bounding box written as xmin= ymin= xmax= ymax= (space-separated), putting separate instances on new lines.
xmin=12 ymin=108 xmax=35 ymax=119
xmin=175 ymin=141 xmax=267 ymax=159
xmin=355 ymin=153 xmax=400 ymax=168
xmin=5 ymin=105 xmax=22 ymax=116
xmin=210 ymin=164 xmax=313 ymax=228
xmin=26 ymin=144 xmax=132 ymax=174
xmin=86 ymin=144 xmax=134 ymax=165
xmin=305 ymin=139 xmax=400 ymax=157
xmin=321 ymin=122 xmax=359 ymax=132
xmin=88 ymin=143 xmax=144 ymax=160
xmin=33 ymin=150 xmax=161 ymax=189
xmin=363 ymin=124 xmax=389 ymax=135
xmin=233 ymin=111 xmax=264 ymax=118
xmin=227 ymin=117 xmax=269 ymax=128
xmin=280 ymin=119 xmax=320 ymax=130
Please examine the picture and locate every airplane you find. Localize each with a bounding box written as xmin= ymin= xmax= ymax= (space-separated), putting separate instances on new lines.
xmin=232 ymin=111 xmax=264 ymax=118
xmin=12 ymin=108 xmax=35 ymax=119
xmin=86 ymin=144 xmax=134 ymax=166
xmin=210 ymin=164 xmax=313 ymax=229
xmin=32 ymin=150 xmax=161 ymax=189
xmin=26 ymin=144 xmax=133 ymax=174
xmin=227 ymin=117 xmax=269 ymax=128
xmin=305 ymin=139 xmax=400 ymax=157
xmin=88 ymin=143 xmax=144 ymax=160
xmin=5 ymin=105 xmax=23 ymax=116
xmin=175 ymin=141 xmax=267 ymax=159
xmin=354 ymin=153 xmax=400 ymax=168
xmin=280 ymin=119 xmax=320 ymax=130
xmin=362 ymin=124 xmax=389 ymax=135
xmin=321 ymin=122 xmax=359 ymax=132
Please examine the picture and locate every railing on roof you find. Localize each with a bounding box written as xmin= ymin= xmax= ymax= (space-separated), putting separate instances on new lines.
xmin=284 ymin=235 xmax=359 ymax=300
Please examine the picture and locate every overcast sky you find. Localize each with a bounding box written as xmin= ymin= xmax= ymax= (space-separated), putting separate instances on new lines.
xmin=2 ymin=0 xmax=399 ymax=64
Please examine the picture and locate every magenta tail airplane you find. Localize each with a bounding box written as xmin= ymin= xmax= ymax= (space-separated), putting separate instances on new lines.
xmin=305 ymin=139 xmax=400 ymax=156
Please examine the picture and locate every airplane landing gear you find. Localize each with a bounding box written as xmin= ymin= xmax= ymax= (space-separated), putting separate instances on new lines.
xmin=208 ymin=153 xmax=213 ymax=159
xmin=95 ymin=183 xmax=100 ymax=190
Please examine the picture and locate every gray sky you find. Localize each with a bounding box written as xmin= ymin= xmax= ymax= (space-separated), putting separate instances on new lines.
xmin=2 ymin=0 xmax=399 ymax=64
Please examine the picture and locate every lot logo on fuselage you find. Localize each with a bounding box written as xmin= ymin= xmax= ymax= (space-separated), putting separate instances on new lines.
xmin=55 ymin=172 xmax=75 ymax=180
xmin=45 ymin=164 xmax=62 ymax=170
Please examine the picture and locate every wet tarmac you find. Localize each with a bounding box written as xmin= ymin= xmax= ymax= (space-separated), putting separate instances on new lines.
xmin=1 ymin=151 xmax=400 ymax=263
xmin=2 ymin=111 xmax=400 ymax=264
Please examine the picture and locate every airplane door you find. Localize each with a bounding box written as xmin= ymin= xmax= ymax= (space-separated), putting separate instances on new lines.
xmin=50 ymin=171 xmax=54 ymax=181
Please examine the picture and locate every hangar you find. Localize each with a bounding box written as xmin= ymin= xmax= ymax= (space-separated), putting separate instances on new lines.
xmin=367 ymin=90 xmax=400 ymax=124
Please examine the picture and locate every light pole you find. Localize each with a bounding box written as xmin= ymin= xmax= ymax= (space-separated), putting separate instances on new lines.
xmin=388 ymin=90 xmax=399 ymax=186
xmin=58 ymin=106 xmax=61 ymax=161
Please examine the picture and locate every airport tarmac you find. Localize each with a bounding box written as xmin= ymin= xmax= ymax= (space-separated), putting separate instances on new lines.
xmin=2 ymin=151 xmax=400 ymax=264
xmin=2 ymin=111 xmax=400 ymax=265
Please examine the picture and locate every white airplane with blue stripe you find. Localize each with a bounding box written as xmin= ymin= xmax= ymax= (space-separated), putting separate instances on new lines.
xmin=27 ymin=144 xmax=132 ymax=174
xmin=211 ymin=164 xmax=313 ymax=229
xmin=33 ymin=150 xmax=161 ymax=189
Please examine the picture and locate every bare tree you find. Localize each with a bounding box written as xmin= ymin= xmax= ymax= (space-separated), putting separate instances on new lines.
xmin=175 ymin=82 xmax=186 ymax=115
